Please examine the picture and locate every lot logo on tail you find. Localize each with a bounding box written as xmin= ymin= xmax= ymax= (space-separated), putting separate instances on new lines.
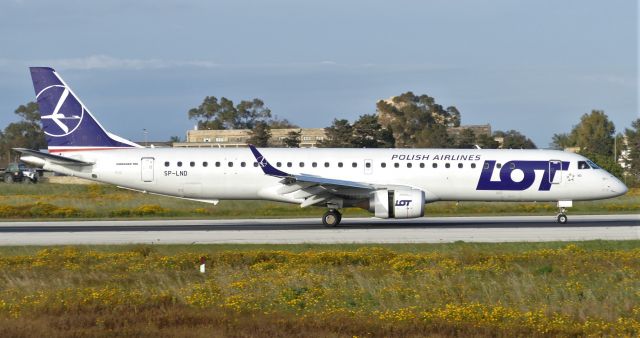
xmin=476 ymin=160 xmax=570 ymax=191
xmin=37 ymin=85 xmax=84 ymax=137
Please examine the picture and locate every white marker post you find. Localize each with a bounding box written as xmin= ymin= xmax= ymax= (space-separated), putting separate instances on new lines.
xmin=199 ymin=256 xmax=206 ymax=273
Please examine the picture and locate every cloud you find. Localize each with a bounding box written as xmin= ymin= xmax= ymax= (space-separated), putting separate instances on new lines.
xmin=39 ymin=55 xmax=219 ymax=70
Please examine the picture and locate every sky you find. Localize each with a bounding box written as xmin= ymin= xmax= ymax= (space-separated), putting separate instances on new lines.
xmin=0 ymin=0 xmax=637 ymax=147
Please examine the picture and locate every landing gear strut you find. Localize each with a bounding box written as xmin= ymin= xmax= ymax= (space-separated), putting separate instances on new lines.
xmin=322 ymin=209 xmax=342 ymax=227
xmin=556 ymin=201 xmax=572 ymax=224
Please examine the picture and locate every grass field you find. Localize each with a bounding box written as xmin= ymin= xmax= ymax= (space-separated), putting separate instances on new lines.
xmin=0 ymin=183 xmax=638 ymax=220
xmin=0 ymin=241 xmax=638 ymax=337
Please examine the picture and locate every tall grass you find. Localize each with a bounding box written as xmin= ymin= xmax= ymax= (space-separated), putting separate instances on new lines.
xmin=0 ymin=241 xmax=637 ymax=336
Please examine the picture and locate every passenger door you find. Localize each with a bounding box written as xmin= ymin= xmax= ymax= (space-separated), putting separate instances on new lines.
xmin=141 ymin=157 xmax=154 ymax=182
xmin=549 ymin=160 xmax=562 ymax=184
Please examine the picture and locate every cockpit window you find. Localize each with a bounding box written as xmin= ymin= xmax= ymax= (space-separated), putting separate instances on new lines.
xmin=586 ymin=160 xmax=601 ymax=169
xmin=577 ymin=161 xmax=590 ymax=170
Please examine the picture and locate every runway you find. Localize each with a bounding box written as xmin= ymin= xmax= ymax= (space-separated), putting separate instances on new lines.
xmin=0 ymin=214 xmax=637 ymax=245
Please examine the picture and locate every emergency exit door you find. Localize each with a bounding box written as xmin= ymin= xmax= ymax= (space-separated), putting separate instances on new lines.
xmin=141 ymin=157 xmax=154 ymax=182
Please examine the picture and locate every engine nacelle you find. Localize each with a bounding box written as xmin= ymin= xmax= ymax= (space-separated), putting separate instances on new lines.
xmin=369 ymin=189 xmax=425 ymax=219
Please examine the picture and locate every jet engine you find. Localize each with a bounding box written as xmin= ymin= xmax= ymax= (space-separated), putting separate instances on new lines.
xmin=369 ymin=189 xmax=425 ymax=219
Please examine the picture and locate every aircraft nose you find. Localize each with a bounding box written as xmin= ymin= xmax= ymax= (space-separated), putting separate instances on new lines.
xmin=607 ymin=176 xmax=628 ymax=197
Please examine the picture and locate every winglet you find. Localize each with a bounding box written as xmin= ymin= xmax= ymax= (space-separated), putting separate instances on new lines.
xmin=248 ymin=144 xmax=290 ymax=177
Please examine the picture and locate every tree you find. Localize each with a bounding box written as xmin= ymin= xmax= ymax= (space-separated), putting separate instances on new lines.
xmin=455 ymin=129 xmax=476 ymax=148
xmin=235 ymin=99 xmax=272 ymax=129
xmin=0 ymin=102 xmax=47 ymax=167
xmin=268 ymin=117 xmax=298 ymax=129
xmin=476 ymin=133 xmax=500 ymax=149
xmin=282 ymin=130 xmax=301 ymax=148
xmin=494 ymin=130 xmax=536 ymax=149
xmin=550 ymin=133 xmax=574 ymax=150
xmin=623 ymin=119 xmax=640 ymax=184
xmin=351 ymin=114 xmax=394 ymax=148
xmin=570 ymin=110 xmax=615 ymax=157
xmin=376 ymin=91 xmax=458 ymax=148
xmin=246 ymin=121 xmax=271 ymax=147
xmin=317 ymin=119 xmax=353 ymax=148
xmin=168 ymin=136 xmax=182 ymax=143
xmin=188 ymin=96 xmax=272 ymax=130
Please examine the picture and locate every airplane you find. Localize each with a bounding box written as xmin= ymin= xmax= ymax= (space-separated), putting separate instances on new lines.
xmin=16 ymin=67 xmax=628 ymax=226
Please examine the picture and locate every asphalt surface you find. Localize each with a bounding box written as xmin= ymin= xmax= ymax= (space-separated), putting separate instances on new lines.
xmin=0 ymin=214 xmax=637 ymax=244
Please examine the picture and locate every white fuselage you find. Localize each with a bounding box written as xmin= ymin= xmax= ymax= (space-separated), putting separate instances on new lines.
xmin=40 ymin=147 xmax=627 ymax=206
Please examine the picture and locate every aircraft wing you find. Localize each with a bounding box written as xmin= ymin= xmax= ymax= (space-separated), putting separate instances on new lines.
xmin=249 ymin=145 xmax=401 ymax=207
xmin=13 ymin=148 xmax=94 ymax=166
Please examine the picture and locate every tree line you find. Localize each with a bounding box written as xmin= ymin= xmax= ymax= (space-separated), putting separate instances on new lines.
xmin=187 ymin=91 xmax=538 ymax=150
xmin=551 ymin=110 xmax=639 ymax=183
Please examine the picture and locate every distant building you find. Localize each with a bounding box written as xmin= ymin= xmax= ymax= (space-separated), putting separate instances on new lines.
xmin=447 ymin=124 xmax=492 ymax=138
xmin=174 ymin=128 xmax=326 ymax=148
xmin=176 ymin=124 xmax=494 ymax=148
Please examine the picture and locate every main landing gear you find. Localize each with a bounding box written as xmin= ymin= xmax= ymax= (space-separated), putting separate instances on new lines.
xmin=322 ymin=209 xmax=342 ymax=227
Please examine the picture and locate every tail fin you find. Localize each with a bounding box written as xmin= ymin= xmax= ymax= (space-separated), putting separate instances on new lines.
xmin=29 ymin=67 xmax=141 ymax=153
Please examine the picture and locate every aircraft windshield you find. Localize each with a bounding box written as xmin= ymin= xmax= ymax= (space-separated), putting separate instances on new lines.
xmin=586 ymin=160 xmax=601 ymax=169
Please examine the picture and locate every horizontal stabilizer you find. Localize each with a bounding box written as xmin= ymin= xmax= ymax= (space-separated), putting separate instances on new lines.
xmin=13 ymin=148 xmax=94 ymax=166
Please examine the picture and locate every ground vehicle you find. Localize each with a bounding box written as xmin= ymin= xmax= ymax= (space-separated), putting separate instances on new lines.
xmin=1 ymin=162 xmax=38 ymax=183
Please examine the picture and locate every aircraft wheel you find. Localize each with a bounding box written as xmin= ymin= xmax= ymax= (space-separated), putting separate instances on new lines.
xmin=557 ymin=214 xmax=568 ymax=224
xmin=4 ymin=174 xmax=13 ymax=184
xmin=322 ymin=209 xmax=341 ymax=227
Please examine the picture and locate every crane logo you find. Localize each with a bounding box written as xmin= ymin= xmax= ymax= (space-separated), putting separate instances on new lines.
xmin=37 ymin=85 xmax=84 ymax=137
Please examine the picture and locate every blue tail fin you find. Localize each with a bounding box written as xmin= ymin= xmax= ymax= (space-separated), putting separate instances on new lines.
xmin=29 ymin=67 xmax=140 ymax=152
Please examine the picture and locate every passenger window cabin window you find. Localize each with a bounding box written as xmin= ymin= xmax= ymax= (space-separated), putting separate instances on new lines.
xmin=483 ymin=163 xmax=489 ymax=170
xmin=177 ymin=161 xmax=182 ymax=167
xmin=228 ymin=162 xmax=233 ymax=167
xmin=458 ymin=163 xmax=463 ymax=168
xmin=433 ymin=163 xmax=438 ymax=168
xmin=277 ymin=162 xmax=282 ymax=167
xmin=241 ymin=162 xmax=246 ymax=167
xmin=420 ymin=163 xmax=425 ymax=168
xmin=338 ymin=162 xmax=343 ymax=168
xmin=381 ymin=163 xmax=386 ymax=168
xmin=445 ymin=163 xmax=450 ymax=168
xmin=471 ymin=163 xmax=476 ymax=169
xmin=496 ymin=163 xmax=502 ymax=169
xmin=253 ymin=162 xmax=258 ymax=167
xmin=578 ymin=161 xmax=589 ymax=169
xmin=352 ymin=162 xmax=357 ymax=168
xmin=509 ymin=163 xmax=516 ymax=170
xmin=299 ymin=162 xmax=304 ymax=167
xmin=164 ymin=161 xmax=169 ymax=167
xmin=365 ymin=162 xmax=371 ymax=168
xmin=190 ymin=161 xmax=195 ymax=167
xmin=312 ymin=162 xmax=317 ymax=168
xmin=324 ymin=162 xmax=330 ymax=168
xmin=215 ymin=162 xmax=220 ymax=167
xmin=394 ymin=163 xmax=399 ymax=168
xmin=407 ymin=163 xmax=412 ymax=168
xmin=287 ymin=162 xmax=292 ymax=168
xmin=203 ymin=162 xmax=208 ymax=167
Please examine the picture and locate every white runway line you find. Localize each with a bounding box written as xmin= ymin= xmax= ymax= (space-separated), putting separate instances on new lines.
xmin=0 ymin=214 xmax=636 ymax=245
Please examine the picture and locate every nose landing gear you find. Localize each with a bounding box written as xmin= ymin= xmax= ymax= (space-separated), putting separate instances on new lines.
xmin=556 ymin=201 xmax=572 ymax=224
xmin=557 ymin=212 xmax=568 ymax=224
xmin=322 ymin=209 xmax=342 ymax=227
